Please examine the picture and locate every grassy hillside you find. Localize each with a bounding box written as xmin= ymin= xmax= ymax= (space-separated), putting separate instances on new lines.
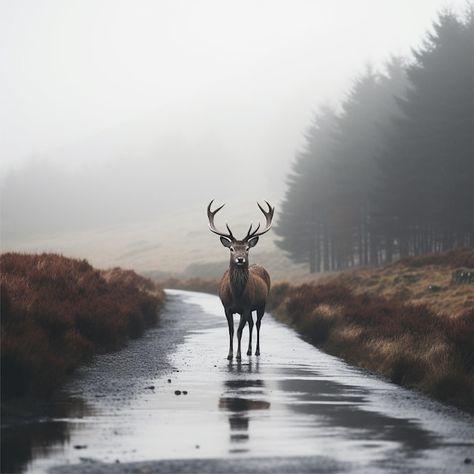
xmin=320 ymin=248 xmax=474 ymax=318
xmin=1 ymin=253 xmax=165 ymax=400
xmin=3 ymin=195 xmax=311 ymax=278
xmin=269 ymin=249 xmax=474 ymax=412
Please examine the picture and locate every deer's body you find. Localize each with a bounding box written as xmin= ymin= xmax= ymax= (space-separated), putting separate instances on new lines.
xmin=207 ymin=200 xmax=274 ymax=360
xmin=219 ymin=264 xmax=270 ymax=314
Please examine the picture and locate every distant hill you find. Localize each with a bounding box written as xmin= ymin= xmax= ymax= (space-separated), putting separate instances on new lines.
xmin=1 ymin=114 xmax=293 ymax=275
xmin=2 ymin=190 xmax=306 ymax=277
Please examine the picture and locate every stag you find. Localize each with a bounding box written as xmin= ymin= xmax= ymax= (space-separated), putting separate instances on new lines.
xmin=207 ymin=200 xmax=274 ymax=360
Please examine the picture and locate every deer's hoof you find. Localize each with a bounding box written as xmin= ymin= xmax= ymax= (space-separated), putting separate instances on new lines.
xmin=255 ymin=350 xmax=260 ymax=356
xmin=236 ymin=354 xmax=242 ymax=360
xmin=246 ymin=350 xmax=252 ymax=356
xmin=227 ymin=354 xmax=233 ymax=360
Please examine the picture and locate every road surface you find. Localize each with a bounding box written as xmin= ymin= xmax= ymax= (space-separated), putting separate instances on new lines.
xmin=2 ymin=289 xmax=473 ymax=473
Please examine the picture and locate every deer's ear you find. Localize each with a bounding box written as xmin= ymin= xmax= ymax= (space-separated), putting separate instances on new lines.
xmin=247 ymin=236 xmax=259 ymax=248
xmin=220 ymin=236 xmax=233 ymax=248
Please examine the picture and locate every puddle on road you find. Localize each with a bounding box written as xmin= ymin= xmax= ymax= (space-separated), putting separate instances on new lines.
xmin=2 ymin=290 xmax=473 ymax=473
xmin=1 ymin=397 xmax=91 ymax=474
xmin=276 ymin=369 xmax=439 ymax=469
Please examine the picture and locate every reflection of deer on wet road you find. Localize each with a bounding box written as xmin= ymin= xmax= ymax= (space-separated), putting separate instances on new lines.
xmin=218 ymin=362 xmax=270 ymax=454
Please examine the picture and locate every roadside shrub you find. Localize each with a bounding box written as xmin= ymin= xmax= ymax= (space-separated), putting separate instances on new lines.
xmin=267 ymin=282 xmax=291 ymax=310
xmin=269 ymin=279 xmax=474 ymax=413
xmin=1 ymin=253 xmax=164 ymax=400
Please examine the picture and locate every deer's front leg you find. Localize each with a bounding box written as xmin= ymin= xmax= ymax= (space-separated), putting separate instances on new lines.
xmin=236 ymin=313 xmax=247 ymax=360
xmin=255 ymin=307 xmax=264 ymax=356
xmin=247 ymin=312 xmax=254 ymax=356
xmin=226 ymin=310 xmax=234 ymax=360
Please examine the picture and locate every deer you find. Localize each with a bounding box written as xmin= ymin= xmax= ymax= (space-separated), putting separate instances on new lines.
xmin=207 ymin=200 xmax=274 ymax=360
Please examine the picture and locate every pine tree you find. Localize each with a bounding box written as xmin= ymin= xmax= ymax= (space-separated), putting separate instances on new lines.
xmin=277 ymin=9 xmax=473 ymax=272
xmin=274 ymin=107 xmax=338 ymax=272
xmin=380 ymin=11 xmax=474 ymax=255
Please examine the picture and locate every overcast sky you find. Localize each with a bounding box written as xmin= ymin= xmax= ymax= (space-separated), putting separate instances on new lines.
xmin=0 ymin=0 xmax=467 ymax=175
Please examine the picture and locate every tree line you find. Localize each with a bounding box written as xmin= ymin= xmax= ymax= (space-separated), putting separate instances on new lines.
xmin=275 ymin=10 xmax=474 ymax=272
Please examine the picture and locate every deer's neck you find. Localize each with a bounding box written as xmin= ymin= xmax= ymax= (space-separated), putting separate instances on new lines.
xmin=229 ymin=263 xmax=249 ymax=297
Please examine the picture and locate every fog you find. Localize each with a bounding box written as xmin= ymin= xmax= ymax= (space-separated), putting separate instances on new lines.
xmin=0 ymin=0 xmax=466 ymax=274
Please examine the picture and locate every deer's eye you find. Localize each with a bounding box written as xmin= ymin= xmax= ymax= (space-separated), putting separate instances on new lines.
xmin=230 ymin=247 xmax=234 ymax=252
xmin=245 ymin=246 xmax=250 ymax=251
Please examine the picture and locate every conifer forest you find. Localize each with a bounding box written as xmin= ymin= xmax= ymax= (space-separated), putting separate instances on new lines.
xmin=275 ymin=11 xmax=474 ymax=272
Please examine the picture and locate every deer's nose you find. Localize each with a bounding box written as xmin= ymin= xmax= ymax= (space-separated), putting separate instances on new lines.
xmin=236 ymin=257 xmax=246 ymax=265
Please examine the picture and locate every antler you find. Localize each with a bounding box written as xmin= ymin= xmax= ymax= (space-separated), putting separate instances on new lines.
xmin=244 ymin=201 xmax=275 ymax=241
xmin=207 ymin=200 xmax=235 ymax=241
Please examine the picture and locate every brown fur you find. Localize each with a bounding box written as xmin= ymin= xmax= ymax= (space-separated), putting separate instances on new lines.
xmin=219 ymin=264 xmax=271 ymax=315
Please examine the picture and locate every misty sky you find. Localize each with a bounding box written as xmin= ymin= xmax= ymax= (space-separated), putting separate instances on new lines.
xmin=0 ymin=0 xmax=466 ymax=176
xmin=0 ymin=0 xmax=469 ymax=273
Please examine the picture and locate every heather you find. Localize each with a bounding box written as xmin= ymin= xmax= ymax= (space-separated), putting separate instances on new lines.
xmin=268 ymin=270 xmax=474 ymax=412
xmin=1 ymin=253 xmax=164 ymax=400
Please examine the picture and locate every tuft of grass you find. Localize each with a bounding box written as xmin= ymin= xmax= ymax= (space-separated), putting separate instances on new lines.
xmin=1 ymin=252 xmax=165 ymax=400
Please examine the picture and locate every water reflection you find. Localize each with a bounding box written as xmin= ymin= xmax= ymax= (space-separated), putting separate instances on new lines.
xmin=278 ymin=368 xmax=439 ymax=460
xmin=1 ymin=396 xmax=91 ymax=473
xmin=218 ymin=361 xmax=270 ymax=454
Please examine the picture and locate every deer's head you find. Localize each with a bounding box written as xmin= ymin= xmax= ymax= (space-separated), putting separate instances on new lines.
xmin=207 ymin=200 xmax=274 ymax=268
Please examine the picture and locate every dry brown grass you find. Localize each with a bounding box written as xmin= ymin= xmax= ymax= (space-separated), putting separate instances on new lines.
xmin=1 ymin=252 xmax=165 ymax=400
xmin=268 ymin=254 xmax=474 ymax=413
xmin=312 ymin=248 xmax=474 ymax=318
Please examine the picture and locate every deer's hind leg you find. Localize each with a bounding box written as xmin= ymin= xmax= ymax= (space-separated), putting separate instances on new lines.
xmin=255 ymin=306 xmax=265 ymax=356
xmin=246 ymin=311 xmax=254 ymax=356
xmin=226 ymin=309 xmax=234 ymax=360
xmin=236 ymin=312 xmax=248 ymax=360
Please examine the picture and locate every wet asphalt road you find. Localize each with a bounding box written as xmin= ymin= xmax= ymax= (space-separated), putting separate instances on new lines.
xmin=3 ymin=289 xmax=474 ymax=474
